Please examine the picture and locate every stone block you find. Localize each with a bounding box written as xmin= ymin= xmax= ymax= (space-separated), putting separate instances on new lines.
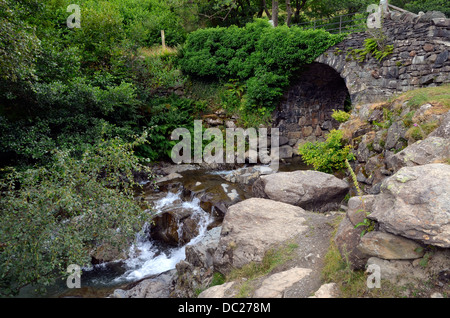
xmin=412 ymin=55 xmax=425 ymax=65
xmin=423 ymin=43 xmax=434 ymax=52
xmin=302 ymin=126 xmax=313 ymax=137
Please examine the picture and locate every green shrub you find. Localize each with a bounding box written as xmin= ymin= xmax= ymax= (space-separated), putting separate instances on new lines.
xmin=402 ymin=111 xmax=416 ymax=128
xmin=332 ymin=110 xmax=351 ymax=123
xmin=136 ymin=95 xmax=197 ymax=161
xmin=404 ymin=0 xmax=450 ymax=17
xmin=180 ymin=19 xmax=345 ymax=114
xmin=298 ymin=130 xmax=355 ymax=173
xmin=0 ymin=134 xmax=152 ymax=296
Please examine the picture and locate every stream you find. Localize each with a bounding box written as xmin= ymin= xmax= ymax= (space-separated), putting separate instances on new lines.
xmin=17 ymin=158 xmax=309 ymax=298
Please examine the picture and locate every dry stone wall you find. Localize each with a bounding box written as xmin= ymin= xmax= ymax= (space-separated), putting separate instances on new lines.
xmin=316 ymin=10 xmax=450 ymax=104
xmin=276 ymin=10 xmax=450 ymax=146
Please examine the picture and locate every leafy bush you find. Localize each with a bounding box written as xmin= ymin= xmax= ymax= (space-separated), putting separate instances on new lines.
xmin=0 ymin=134 xmax=152 ymax=296
xmin=180 ymin=19 xmax=346 ymax=113
xmin=298 ymin=130 xmax=355 ymax=173
xmin=136 ymin=95 xmax=197 ymax=161
xmin=332 ymin=110 xmax=351 ymax=123
xmin=403 ymin=0 xmax=450 ymax=17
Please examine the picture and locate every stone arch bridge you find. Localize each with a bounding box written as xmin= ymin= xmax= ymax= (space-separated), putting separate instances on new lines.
xmin=275 ymin=10 xmax=450 ymax=144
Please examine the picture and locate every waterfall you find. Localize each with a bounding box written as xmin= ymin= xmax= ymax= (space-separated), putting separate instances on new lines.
xmin=113 ymin=190 xmax=213 ymax=283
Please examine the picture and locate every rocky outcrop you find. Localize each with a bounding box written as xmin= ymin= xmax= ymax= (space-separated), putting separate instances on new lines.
xmin=366 ymin=248 xmax=450 ymax=288
xmin=429 ymin=110 xmax=450 ymax=138
xmin=252 ymin=170 xmax=349 ymax=212
xmin=213 ymin=198 xmax=308 ymax=275
xmin=385 ymin=136 xmax=450 ymax=171
xmin=252 ymin=267 xmax=312 ymax=298
xmin=308 ymin=283 xmax=340 ymax=298
xmin=111 ymin=270 xmax=177 ymax=298
xmin=335 ymin=162 xmax=450 ymax=281
xmin=343 ymin=91 xmax=450 ymax=194
xmin=357 ymin=231 xmax=424 ymax=260
xmin=172 ymin=227 xmax=222 ymax=298
xmin=334 ymin=213 xmax=370 ymax=270
xmin=368 ymin=163 xmax=450 ymax=248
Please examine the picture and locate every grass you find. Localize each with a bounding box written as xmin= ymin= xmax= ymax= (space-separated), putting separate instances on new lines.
xmin=217 ymin=242 xmax=299 ymax=298
xmin=321 ymin=215 xmax=404 ymax=298
xmin=185 ymin=79 xmax=225 ymax=110
xmin=138 ymin=45 xmax=179 ymax=59
xmin=227 ymin=242 xmax=299 ymax=282
xmin=405 ymin=120 xmax=439 ymax=142
xmin=400 ymin=84 xmax=450 ymax=110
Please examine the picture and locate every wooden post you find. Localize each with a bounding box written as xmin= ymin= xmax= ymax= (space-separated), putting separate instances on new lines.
xmin=161 ymin=30 xmax=166 ymax=50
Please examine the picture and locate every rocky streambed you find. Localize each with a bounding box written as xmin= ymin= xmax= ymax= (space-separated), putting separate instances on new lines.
xmin=27 ymin=159 xmax=309 ymax=298
xmin=21 ymin=105 xmax=450 ymax=299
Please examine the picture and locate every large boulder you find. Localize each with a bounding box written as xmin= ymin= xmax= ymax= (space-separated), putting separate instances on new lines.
xmin=357 ymin=231 xmax=424 ymax=260
xmin=213 ymin=198 xmax=308 ymax=275
xmin=334 ymin=215 xmax=369 ymax=270
xmin=185 ymin=226 xmax=221 ymax=269
xmin=111 ymin=270 xmax=177 ymax=298
xmin=252 ymin=170 xmax=349 ymax=212
xmin=429 ymin=110 xmax=450 ymax=139
xmin=385 ymin=136 xmax=450 ymax=172
xmin=368 ymin=164 xmax=450 ymax=248
xmin=173 ymin=227 xmax=222 ymax=298
xmin=253 ymin=267 xmax=312 ymax=298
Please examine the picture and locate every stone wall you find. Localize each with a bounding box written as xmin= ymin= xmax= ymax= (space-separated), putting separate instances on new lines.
xmin=275 ymin=11 xmax=450 ymax=146
xmin=316 ymin=10 xmax=450 ymax=105
xmin=274 ymin=62 xmax=349 ymax=144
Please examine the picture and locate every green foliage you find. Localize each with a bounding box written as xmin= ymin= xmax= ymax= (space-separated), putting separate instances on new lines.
xmin=402 ymin=111 xmax=415 ymax=128
xmin=136 ymin=96 xmax=197 ymax=161
xmin=405 ymin=121 xmax=439 ymax=142
xmin=403 ymin=0 xmax=450 ymax=17
xmin=0 ymin=0 xmax=40 ymax=83
xmin=345 ymin=159 xmax=375 ymax=237
xmin=332 ymin=109 xmax=351 ymax=123
xmin=180 ymin=19 xmax=345 ymax=114
xmin=353 ymin=38 xmax=394 ymax=63
xmin=0 ymin=134 xmax=152 ymax=296
xmin=210 ymin=272 xmax=226 ymax=287
xmin=0 ymin=0 xmax=192 ymax=165
xmin=298 ymin=130 xmax=355 ymax=173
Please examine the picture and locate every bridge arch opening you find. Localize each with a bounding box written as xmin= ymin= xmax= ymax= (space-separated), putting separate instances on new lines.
xmin=275 ymin=62 xmax=351 ymax=142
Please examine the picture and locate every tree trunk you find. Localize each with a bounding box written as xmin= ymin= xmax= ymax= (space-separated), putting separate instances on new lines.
xmin=258 ymin=0 xmax=271 ymax=17
xmin=272 ymin=0 xmax=278 ymax=27
xmin=286 ymin=0 xmax=292 ymax=27
xmin=294 ymin=0 xmax=307 ymax=22
xmin=263 ymin=0 xmax=271 ymax=17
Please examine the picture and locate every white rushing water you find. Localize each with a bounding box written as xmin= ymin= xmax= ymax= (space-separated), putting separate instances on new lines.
xmin=113 ymin=190 xmax=213 ymax=283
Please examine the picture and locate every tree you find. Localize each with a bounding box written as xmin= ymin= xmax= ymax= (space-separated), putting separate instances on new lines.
xmin=294 ymin=0 xmax=308 ymax=19
xmin=286 ymin=0 xmax=292 ymax=26
xmin=257 ymin=0 xmax=271 ymax=17
xmin=272 ymin=0 xmax=279 ymax=26
xmin=0 ymin=134 xmax=153 ymax=296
